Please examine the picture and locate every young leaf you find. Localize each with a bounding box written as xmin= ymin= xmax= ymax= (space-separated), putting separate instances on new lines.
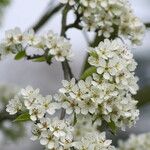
xmin=13 ymin=112 xmax=30 ymax=122
xmin=14 ymin=51 xmax=26 ymax=60
xmin=32 ymin=56 xmax=46 ymax=62
xmin=73 ymin=113 xmax=77 ymax=125
xmin=45 ymin=55 xmax=53 ymax=65
xmin=89 ymin=51 xmax=98 ymax=59
xmin=80 ymin=66 xmax=97 ymax=80
xmin=108 ymin=120 xmax=117 ymax=134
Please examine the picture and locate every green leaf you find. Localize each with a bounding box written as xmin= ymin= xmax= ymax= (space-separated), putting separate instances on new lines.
xmin=14 ymin=51 xmax=26 ymax=60
xmin=13 ymin=112 xmax=30 ymax=122
xmin=134 ymin=86 xmax=150 ymax=107
xmin=80 ymin=66 xmax=97 ymax=80
xmin=108 ymin=120 xmax=117 ymax=134
xmin=46 ymin=55 xmax=53 ymax=64
xmin=32 ymin=56 xmax=46 ymax=62
xmin=73 ymin=113 xmax=77 ymax=125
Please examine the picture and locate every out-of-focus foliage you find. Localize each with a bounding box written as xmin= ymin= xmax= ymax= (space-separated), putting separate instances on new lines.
xmin=118 ymin=133 xmax=150 ymax=150
xmin=0 ymin=0 xmax=10 ymax=25
xmin=0 ymin=0 xmax=10 ymax=6
xmin=134 ymin=86 xmax=150 ymax=107
xmin=0 ymin=85 xmax=25 ymax=142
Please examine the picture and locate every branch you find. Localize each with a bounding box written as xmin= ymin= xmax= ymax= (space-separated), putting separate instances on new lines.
xmin=66 ymin=13 xmax=82 ymax=31
xmin=60 ymin=5 xmax=70 ymax=37
xmin=60 ymin=4 xmax=73 ymax=80
xmin=0 ymin=111 xmax=21 ymax=122
xmin=60 ymin=4 xmax=74 ymax=80
xmin=26 ymin=54 xmax=43 ymax=60
xmin=60 ymin=5 xmax=74 ymax=120
xmin=66 ymin=23 xmax=82 ymax=30
xmin=32 ymin=4 xmax=64 ymax=32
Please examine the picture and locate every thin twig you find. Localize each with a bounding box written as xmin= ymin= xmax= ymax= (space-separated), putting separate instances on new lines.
xmin=32 ymin=4 xmax=64 ymax=32
xmin=0 ymin=111 xmax=21 ymax=122
xmin=61 ymin=60 xmax=72 ymax=81
xmin=66 ymin=13 xmax=82 ymax=31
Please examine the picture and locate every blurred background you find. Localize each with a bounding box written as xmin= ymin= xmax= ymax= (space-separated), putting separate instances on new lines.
xmin=0 ymin=0 xmax=150 ymax=149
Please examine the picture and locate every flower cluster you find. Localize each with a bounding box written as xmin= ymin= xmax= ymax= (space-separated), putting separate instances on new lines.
xmin=6 ymin=86 xmax=74 ymax=149
xmin=57 ymin=77 xmax=100 ymax=116
xmin=6 ymin=86 xmax=60 ymax=120
xmin=73 ymin=132 xmax=116 ymax=150
xmin=0 ymin=85 xmax=25 ymax=141
xmin=6 ymin=96 xmax=22 ymax=115
xmin=55 ymin=39 xmax=139 ymax=130
xmin=118 ymin=133 xmax=150 ymax=150
xmin=6 ymin=85 xmax=116 ymax=149
xmin=88 ymin=39 xmax=139 ymax=129
xmin=31 ymin=117 xmax=74 ymax=150
xmin=60 ymin=0 xmax=145 ymax=45
xmin=0 ymin=84 xmax=18 ymax=111
xmin=0 ymin=27 xmax=72 ymax=61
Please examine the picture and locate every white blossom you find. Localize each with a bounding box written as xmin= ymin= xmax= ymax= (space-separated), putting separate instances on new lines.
xmin=59 ymin=78 xmax=76 ymax=93
xmin=39 ymin=95 xmax=60 ymax=115
xmin=18 ymin=86 xmax=58 ymax=117
xmin=78 ymin=99 xmax=97 ymax=115
xmin=73 ymin=132 xmax=116 ymax=150
xmin=31 ymin=124 xmax=42 ymax=141
xmin=54 ymin=93 xmax=75 ymax=115
xmin=39 ymin=117 xmax=74 ymax=150
xmin=37 ymin=117 xmax=51 ymax=131
xmin=45 ymin=32 xmax=72 ymax=61
xmin=4 ymin=27 xmax=23 ymax=46
xmin=29 ymin=105 xmax=45 ymax=121
xmin=20 ymin=86 xmax=40 ymax=99
xmin=6 ymin=96 xmax=22 ymax=115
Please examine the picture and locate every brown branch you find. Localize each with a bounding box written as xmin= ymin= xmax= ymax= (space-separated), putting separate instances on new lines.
xmin=32 ymin=4 xmax=64 ymax=32
xmin=60 ymin=4 xmax=73 ymax=81
xmin=66 ymin=13 xmax=82 ymax=31
xmin=0 ymin=111 xmax=21 ymax=122
xmin=60 ymin=5 xmax=74 ymax=120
